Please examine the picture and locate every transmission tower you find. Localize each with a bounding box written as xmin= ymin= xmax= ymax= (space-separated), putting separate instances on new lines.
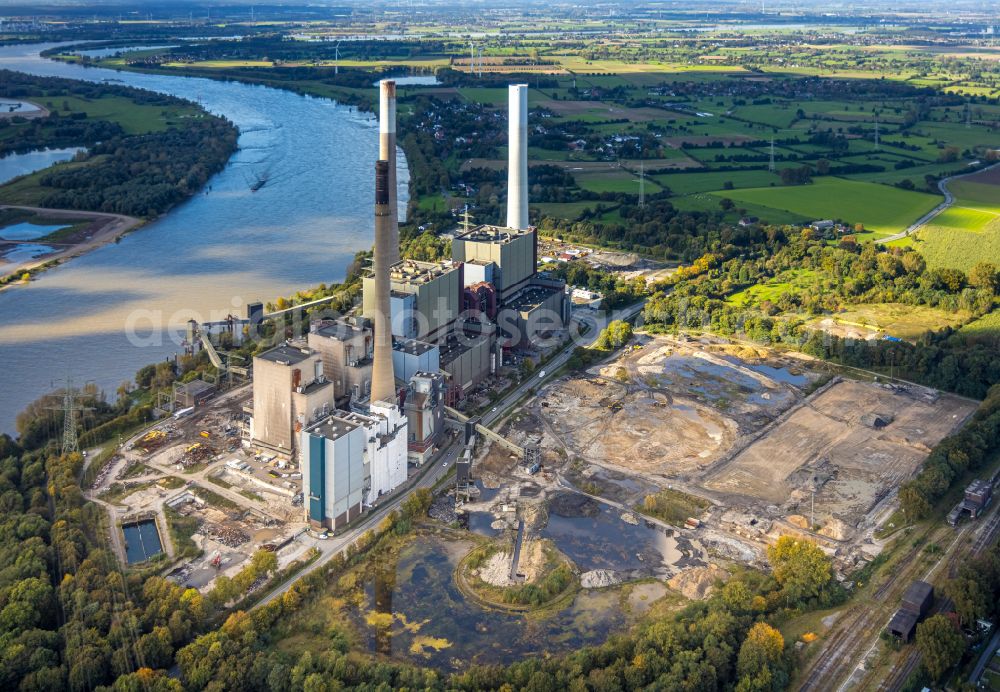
xmin=51 ymin=377 xmax=89 ymax=455
xmin=769 ymin=137 xmax=775 ymax=172
xmin=638 ymin=161 xmax=646 ymax=208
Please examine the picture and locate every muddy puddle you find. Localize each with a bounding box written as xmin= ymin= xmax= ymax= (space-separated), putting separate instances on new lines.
xmin=542 ymin=491 xmax=707 ymax=579
xmin=350 ymin=534 xmax=631 ymax=670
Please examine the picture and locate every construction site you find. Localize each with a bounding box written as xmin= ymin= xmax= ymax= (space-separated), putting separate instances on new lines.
xmin=459 ymin=332 xmax=977 ymax=587
xmin=87 ymin=382 xmax=312 ymax=591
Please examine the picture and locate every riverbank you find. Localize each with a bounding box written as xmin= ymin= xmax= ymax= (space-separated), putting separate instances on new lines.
xmin=0 ymin=98 xmax=48 ymax=120
xmin=0 ymin=204 xmax=143 ymax=286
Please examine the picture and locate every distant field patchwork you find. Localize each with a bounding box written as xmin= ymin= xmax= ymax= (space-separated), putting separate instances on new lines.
xmin=714 ymin=178 xmax=941 ymax=237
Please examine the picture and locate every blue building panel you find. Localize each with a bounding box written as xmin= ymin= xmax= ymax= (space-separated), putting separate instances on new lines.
xmin=308 ymin=434 xmax=326 ymax=522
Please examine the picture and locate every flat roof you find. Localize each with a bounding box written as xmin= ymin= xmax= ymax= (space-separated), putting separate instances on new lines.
xmin=888 ymin=609 xmax=918 ymax=637
xmin=903 ymin=581 xmax=933 ymax=607
xmin=439 ymin=332 xmax=489 ymax=365
xmin=393 ymin=337 xmax=437 ymax=357
xmin=306 ymin=413 xmax=362 ymax=442
xmin=387 ymin=259 xmax=458 ymax=286
xmin=298 ymin=379 xmax=332 ymax=396
xmin=505 ymin=285 xmax=560 ymax=312
xmin=456 ymin=224 xmax=533 ymax=245
xmin=315 ymin=321 xmax=366 ymax=341
xmin=177 ymin=379 xmax=214 ymax=394
xmin=257 ymin=343 xmax=314 ymax=366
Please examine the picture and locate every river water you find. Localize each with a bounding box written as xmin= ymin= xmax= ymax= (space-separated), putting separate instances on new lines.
xmin=0 ymin=43 xmax=409 ymax=434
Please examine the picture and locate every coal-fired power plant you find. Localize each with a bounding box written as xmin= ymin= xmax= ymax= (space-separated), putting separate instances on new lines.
xmin=506 ymin=84 xmax=529 ymax=230
xmin=369 ymin=159 xmax=397 ymax=404
xmin=379 ymin=79 xmax=400 ymax=266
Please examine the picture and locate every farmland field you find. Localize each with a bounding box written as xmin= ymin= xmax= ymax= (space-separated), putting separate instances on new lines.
xmin=916 ymin=167 xmax=1000 ymax=270
xmin=715 ymin=178 xmax=941 ymax=237
xmin=958 ymin=310 xmax=1000 ymax=343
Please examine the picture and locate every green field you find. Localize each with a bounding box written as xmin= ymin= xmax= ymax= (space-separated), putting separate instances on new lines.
xmin=958 ymin=310 xmax=1000 ymax=343
xmin=810 ymin=303 xmax=971 ymax=341
xmin=715 ymin=178 xmax=941 ymax=237
xmin=33 ymin=95 xmax=201 ymax=134
xmin=574 ymin=169 xmax=663 ymax=194
xmin=656 ymin=169 xmax=781 ymax=195
xmin=532 ymin=201 xmax=610 ymax=220
xmin=726 ymin=269 xmax=819 ymax=306
xmin=916 ymin=169 xmax=1000 ymax=270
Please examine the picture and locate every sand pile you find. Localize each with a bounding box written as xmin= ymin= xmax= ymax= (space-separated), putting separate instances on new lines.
xmin=668 ymin=564 xmax=729 ymax=600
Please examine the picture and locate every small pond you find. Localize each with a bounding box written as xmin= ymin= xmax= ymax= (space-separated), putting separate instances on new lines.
xmin=122 ymin=519 xmax=163 ymax=564
xmin=0 ymin=222 xmax=69 ymax=241
xmin=542 ymin=491 xmax=706 ymax=578
xmin=1 ymin=243 xmax=54 ymax=268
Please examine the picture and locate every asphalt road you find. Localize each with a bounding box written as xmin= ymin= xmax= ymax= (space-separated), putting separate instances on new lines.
xmin=876 ymin=161 xmax=1000 ymax=244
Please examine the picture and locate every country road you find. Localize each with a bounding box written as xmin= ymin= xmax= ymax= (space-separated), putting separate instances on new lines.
xmin=875 ymin=161 xmax=1000 ymax=244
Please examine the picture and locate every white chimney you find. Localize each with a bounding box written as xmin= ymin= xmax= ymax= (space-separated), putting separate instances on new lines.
xmin=506 ymin=84 xmax=529 ymax=230
xmin=379 ymin=79 xmax=400 ymax=265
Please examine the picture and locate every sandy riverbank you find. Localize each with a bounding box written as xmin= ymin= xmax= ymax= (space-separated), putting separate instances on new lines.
xmin=0 ymin=205 xmax=143 ymax=285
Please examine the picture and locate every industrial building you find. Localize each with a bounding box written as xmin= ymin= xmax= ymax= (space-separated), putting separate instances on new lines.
xmin=452 ymin=225 xmax=537 ymax=301
xmin=307 ymin=319 xmax=373 ymax=405
xmin=250 ymin=343 xmax=333 ymax=456
xmin=947 ymin=478 xmax=994 ymax=525
xmin=363 ymin=258 xmax=462 ymax=342
xmin=887 ymin=580 xmax=934 ymax=642
xmin=245 ymin=80 xmax=569 ymax=530
xmin=302 ymin=414 xmax=367 ymax=530
xmin=404 ymin=371 xmax=446 ymax=463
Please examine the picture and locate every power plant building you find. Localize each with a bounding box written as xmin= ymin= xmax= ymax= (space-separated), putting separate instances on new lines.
xmin=404 ymin=371 xmax=446 ymax=463
xmin=364 ymin=259 xmax=462 ymax=342
xmin=365 ymin=401 xmax=409 ymax=499
xmin=302 ymin=414 xmax=367 ymax=530
xmin=251 ymin=343 xmax=333 ymax=456
xmin=393 ymin=337 xmax=440 ymax=383
xmin=246 ymin=79 xmax=578 ymax=529
xmin=307 ymin=320 xmax=373 ymax=405
xmin=451 ymin=226 xmax=537 ymax=301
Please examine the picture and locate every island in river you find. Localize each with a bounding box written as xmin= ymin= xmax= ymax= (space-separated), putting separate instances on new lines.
xmin=0 ymin=68 xmax=237 ymax=283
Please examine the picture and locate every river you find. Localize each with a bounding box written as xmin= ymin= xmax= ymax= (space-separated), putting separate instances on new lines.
xmin=0 ymin=43 xmax=409 ymax=434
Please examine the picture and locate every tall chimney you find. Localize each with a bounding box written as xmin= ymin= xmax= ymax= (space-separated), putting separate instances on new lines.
xmin=370 ymin=160 xmax=397 ymax=405
xmin=379 ymin=80 xmax=400 ymax=265
xmin=506 ymin=83 xmax=529 ymax=230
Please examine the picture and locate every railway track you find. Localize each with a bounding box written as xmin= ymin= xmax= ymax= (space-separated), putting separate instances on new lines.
xmin=870 ymin=508 xmax=1000 ymax=691
xmin=797 ymin=543 xmax=924 ymax=691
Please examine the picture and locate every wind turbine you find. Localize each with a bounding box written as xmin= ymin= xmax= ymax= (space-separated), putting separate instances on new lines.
xmin=334 ymin=41 xmax=341 ymax=75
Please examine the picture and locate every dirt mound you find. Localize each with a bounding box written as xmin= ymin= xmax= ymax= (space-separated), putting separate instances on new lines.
xmin=477 ymin=551 xmax=512 ymax=586
xmin=786 ymin=514 xmax=810 ymax=530
xmin=549 ymin=491 xmax=601 ymax=518
xmin=668 ymin=564 xmax=729 ymax=600
xmin=581 ymin=569 xmax=622 ymax=589
xmin=818 ymin=518 xmax=853 ymax=541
